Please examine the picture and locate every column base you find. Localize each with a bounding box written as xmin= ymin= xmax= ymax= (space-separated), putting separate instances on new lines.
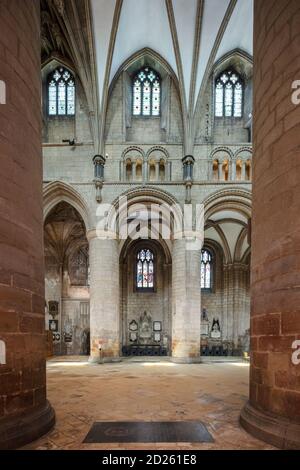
xmin=240 ymin=401 xmax=300 ymax=450
xmin=0 ymin=400 xmax=55 ymax=450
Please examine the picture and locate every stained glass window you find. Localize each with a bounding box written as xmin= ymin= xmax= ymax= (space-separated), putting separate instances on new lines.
xmin=215 ymin=70 xmax=243 ymax=118
xmin=201 ymin=249 xmax=213 ymax=290
xmin=48 ymin=67 xmax=75 ymax=116
xmin=136 ymin=249 xmax=154 ymax=290
xmin=132 ymin=68 xmax=161 ymax=116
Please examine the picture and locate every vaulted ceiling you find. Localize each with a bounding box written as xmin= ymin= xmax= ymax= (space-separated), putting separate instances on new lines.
xmin=40 ymin=0 xmax=253 ymax=153
xmin=91 ymin=0 xmax=253 ymax=113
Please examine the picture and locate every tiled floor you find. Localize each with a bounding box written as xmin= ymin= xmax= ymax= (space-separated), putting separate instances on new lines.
xmin=23 ymin=357 xmax=275 ymax=450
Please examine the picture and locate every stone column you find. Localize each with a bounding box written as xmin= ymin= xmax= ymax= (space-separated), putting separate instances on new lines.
xmin=155 ymin=161 xmax=160 ymax=181
xmin=0 ymin=1 xmax=55 ymax=449
xmin=132 ymin=161 xmax=136 ymax=181
xmin=88 ymin=233 xmax=120 ymax=362
xmin=248 ymin=162 xmax=252 ymax=181
xmin=218 ymin=162 xmax=223 ymax=181
xmin=240 ymin=0 xmax=300 ymax=449
xmin=143 ymin=160 xmax=148 ymax=182
xmin=172 ymin=239 xmax=201 ymax=362
xmin=231 ymin=161 xmax=236 ymax=181
xmin=241 ymin=162 xmax=246 ymax=181
xmin=166 ymin=161 xmax=170 ymax=181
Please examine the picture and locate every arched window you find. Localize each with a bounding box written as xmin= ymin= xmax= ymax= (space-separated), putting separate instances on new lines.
xmin=48 ymin=66 xmax=75 ymax=116
xmin=136 ymin=249 xmax=154 ymax=290
xmin=201 ymin=249 xmax=213 ymax=290
xmin=215 ymin=70 xmax=243 ymax=118
xmin=133 ymin=68 xmax=161 ymax=116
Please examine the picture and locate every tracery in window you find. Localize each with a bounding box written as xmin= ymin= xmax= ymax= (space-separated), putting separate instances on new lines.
xmin=201 ymin=249 xmax=213 ymax=290
xmin=48 ymin=67 xmax=75 ymax=116
xmin=136 ymin=249 xmax=154 ymax=290
xmin=133 ymin=68 xmax=160 ymax=116
xmin=215 ymin=70 xmax=243 ymax=118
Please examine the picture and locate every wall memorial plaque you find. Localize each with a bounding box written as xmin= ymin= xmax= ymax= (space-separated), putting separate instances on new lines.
xmin=49 ymin=319 xmax=58 ymax=332
xmin=129 ymin=320 xmax=138 ymax=331
xmin=154 ymin=332 xmax=161 ymax=342
xmin=129 ymin=332 xmax=137 ymax=342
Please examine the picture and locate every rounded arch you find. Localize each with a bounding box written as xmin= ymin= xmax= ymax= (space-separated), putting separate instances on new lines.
xmin=110 ymin=185 xmax=181 ymax=215
xmin=234 ymin=147 xmax=253 ymax=160
xmin=146 ymin=146 xmax=169 ymax=161
xmin=43 ymin=181 xmax=91 ymax=231
xmin=204 ymin=188 xmax=252 ymax=222
xmin=120 ymin=236 xmax=172 ymax=266
xmin=210 ymin=147 xmax=234 ymax=161
xmin=122 ymin=146 xmax=145 ymax=161
xmin=107 ymin=186 xmax=183 ymax=244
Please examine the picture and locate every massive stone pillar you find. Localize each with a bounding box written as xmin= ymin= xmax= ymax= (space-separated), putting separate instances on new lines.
xmin=172 ymin=239 xmax=201 ymax=362
xmin=88 ymin=233 xmax=120 ymax=362
xmin=240 ymin=0 xmax=300 ymax=449
xmin=0 ymin=0 xmax=55 ymax=449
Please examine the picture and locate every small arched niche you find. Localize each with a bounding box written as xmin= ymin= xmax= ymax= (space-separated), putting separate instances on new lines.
xmin=126 ymin=159 xmax=133 ymax=181
xmin=236 ymin=159 xmax=243 ymax=180
xmin=148 ymin=159 xmax=156 ymax=182
xmin=136 ymin=158 xmax=143 ymax=181
xmin=44 ymin=201 xmax=89 ymax=356
xmin=159 ymin=159 xmax=166 ymax=181
xmin=222 ymin=159 xmax=229 ymax=181
xmin=147 ymin=149 xmax=169 ymax=182
xmin=212 ymin=159 xmax=219 ymax=180
xmin=245 ymin=159 xmax=252 ymax=181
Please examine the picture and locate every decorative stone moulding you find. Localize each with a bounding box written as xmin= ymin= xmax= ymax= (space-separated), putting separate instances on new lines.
xmin=93 ymin=154 xmax=106 ymax=203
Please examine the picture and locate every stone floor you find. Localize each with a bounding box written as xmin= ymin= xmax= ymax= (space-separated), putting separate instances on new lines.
xmin=23 ymin=357 xmax=275 ymax=450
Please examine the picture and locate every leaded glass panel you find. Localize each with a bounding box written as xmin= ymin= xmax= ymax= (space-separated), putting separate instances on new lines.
xmin=215 ymin=69 xmax=243 ymax=118
xmin=132 ymin=67 xmax=160 ymax=116
xmin=136 ymin=249 xmax=154 ymax=290
xmin=47 ymin=67 xmax=75 ymax=116
xmin=201 ymin=249 xmax=213 ymax=290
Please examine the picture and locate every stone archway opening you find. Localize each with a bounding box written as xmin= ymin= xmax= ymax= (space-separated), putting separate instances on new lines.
xmin=120 ymin=239 xmax=172 ymax=358
xmin=44 ymin=201 xmax=90 ymax=356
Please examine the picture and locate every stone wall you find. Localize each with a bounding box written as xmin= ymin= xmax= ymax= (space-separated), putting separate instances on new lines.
xmin=121 ymin=242 xmax=171 ymax=353
xmin=0 ymin=0 xmax=54 ymax=449
xmin=240 ymin=0 xmax=300 ymax=449
xmin=42 ymin=50 xmax=252 ymax=360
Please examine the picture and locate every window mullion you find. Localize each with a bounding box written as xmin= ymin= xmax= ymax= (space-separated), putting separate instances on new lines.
xmin=141 ymin=82 xmax=143 ymax=116
xmin=232 ymin=83 xmax=235 ymax=117
xmin=56 ymin=83 xmax=58 ymax=116
xmin=65 ymin=80 xmax=68 ymax=116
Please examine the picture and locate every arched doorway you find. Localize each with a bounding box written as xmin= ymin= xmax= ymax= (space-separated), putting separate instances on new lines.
xmin=44 ymin=201 xmax=90 ymax=356
xmin=202 ymin=189 xmax=252 ymax=357
xmin=120 ymin=239 xmax=172 ymax=357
